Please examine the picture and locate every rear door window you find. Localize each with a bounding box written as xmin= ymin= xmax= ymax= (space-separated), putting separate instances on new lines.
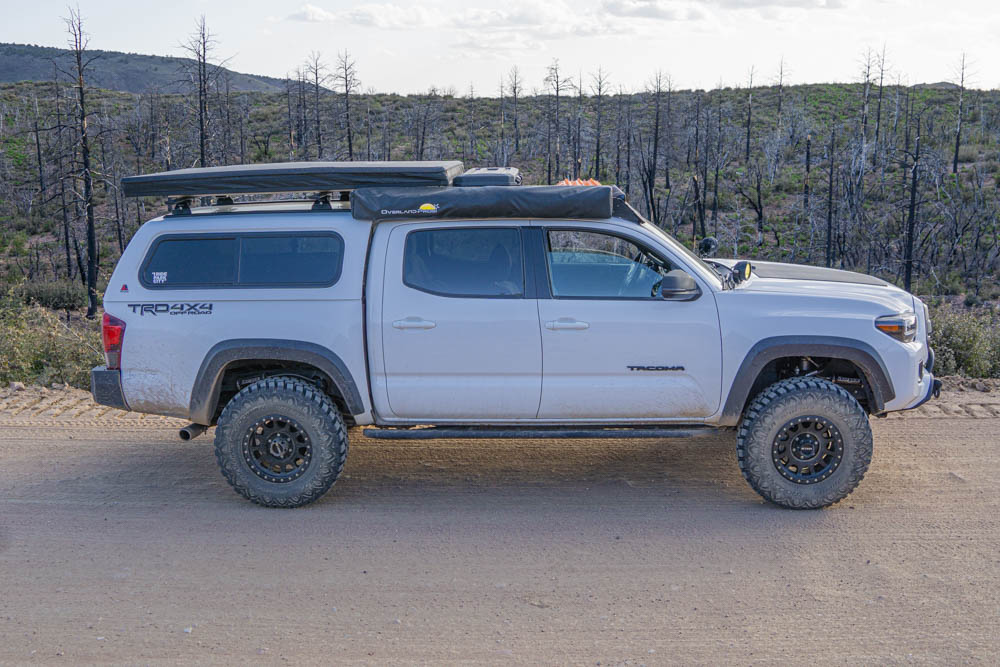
xmin=403 ymin=227 xmax=524 ymax=297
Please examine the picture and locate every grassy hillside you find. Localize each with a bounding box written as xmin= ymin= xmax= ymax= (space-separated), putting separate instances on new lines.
xmin=0 ymin=43 xmax=286 ymax=93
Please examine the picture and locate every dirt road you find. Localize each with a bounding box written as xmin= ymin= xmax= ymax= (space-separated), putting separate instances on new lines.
xmin=1 ymin=383 xmax=998 ymax=664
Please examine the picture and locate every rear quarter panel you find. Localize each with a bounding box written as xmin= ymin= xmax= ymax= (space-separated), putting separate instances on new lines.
xmin=104 ymin=212 xmax=371 ymax=421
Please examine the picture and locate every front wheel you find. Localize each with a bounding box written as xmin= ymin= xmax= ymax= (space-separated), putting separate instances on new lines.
xmin=214 ymin=377 xmax=349 ymax=507
xmin=737 ymin=377 xmax=873 ymax=509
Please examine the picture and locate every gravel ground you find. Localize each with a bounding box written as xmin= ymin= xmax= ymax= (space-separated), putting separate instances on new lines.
xmin=0 ymin=382 xmax=998 ymax=664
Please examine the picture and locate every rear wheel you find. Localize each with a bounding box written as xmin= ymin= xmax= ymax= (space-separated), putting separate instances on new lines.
xmin=737 ymin=377 xmax=872 ymax=509
xmin=214 ymin=377 xmax=348 ymax=507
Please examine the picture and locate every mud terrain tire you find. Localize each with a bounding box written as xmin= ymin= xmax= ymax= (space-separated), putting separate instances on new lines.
xmin=737 ymin=377 xmax=872 ymax=509
xmin=214 ymin=377 xmax=348 ymax=507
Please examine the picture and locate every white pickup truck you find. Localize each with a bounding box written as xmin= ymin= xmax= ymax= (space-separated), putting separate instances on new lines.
xmin=91 ymin=161 xmax=939 ymax=509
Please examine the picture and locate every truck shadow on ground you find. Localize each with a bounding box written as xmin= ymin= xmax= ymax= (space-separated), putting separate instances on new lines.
xmin=10 ymin=428 xmax=789 ymax=512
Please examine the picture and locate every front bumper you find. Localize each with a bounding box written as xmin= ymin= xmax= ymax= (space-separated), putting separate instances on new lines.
xmin=90 ymin=366 xmax=129 ymax=410
xmin=903 ymin=374 xmax=942 ymax=411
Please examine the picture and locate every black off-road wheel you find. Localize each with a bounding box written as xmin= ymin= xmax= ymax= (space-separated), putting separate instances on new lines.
xmin=214 ymin=377 xmax=348 ymax=508
xmin=737 ymin=377 xmax=872 ymax=509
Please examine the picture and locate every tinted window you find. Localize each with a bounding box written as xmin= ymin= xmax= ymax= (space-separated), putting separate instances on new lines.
xmin=142 ymin=238 xmax=237 ymax=286
xmin=142 ymin=233 xmax=344 ymax=288
xmin=404 ymin=228 xmax=523 ymax=297
xmin=546 ymin=230 xmax=674 ymax=298
xmin=239 ymin=234 xmax=343 ymax=285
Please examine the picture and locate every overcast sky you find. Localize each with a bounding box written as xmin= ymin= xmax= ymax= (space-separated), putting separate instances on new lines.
xmin=2 ymin=0 xmax=996 ymax=94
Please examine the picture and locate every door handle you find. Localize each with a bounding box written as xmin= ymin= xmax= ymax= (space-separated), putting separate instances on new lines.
xmin=545 ymin=318 xmax=590 ymax=331
xmin=392 ymin=317 xmax=437 ymax=330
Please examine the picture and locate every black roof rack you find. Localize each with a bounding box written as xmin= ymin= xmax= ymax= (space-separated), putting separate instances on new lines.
xmin=121 ymin=161 xmax=464 ymax=198
xmin=121 ymin=160 xmax=640 ymax=223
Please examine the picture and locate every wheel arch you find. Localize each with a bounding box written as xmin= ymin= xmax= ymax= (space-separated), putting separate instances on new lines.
xmin=720 ymin=336 xmax=894 ymax=426
xmin=189 ymin=339 xmax=365 ymax=425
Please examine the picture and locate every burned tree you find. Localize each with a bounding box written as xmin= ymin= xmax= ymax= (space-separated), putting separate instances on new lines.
xmin=65 ymin=7 xmax=100 ymax=318
xmin=591 ymin=67 xmax=610 ymax=181
xmin=180 ymin=16 xmax=219 ymax=168
xmin=334 ymin=50 xmax=360 ymax=159
xmin=305 ymin=51 xmax=327 ymax=159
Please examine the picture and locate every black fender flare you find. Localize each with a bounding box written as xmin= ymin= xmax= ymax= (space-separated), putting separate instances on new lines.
xmin=720 ymin=335 xmax=895 ymax=425
xmin=188 ymin=339 xmax=365 ymax=425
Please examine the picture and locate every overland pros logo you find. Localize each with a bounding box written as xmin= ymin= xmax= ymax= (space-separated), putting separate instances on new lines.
xmin=379 ymin=202 xmax=440 ymax=216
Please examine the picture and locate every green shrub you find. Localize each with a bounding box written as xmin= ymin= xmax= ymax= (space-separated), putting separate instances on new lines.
xmin=957 ymin=145 xmax=978 ymax=164
xmin=928 ymin=304 xmax=1000 ymax=378
xmin=0 ymin=289 xmax=102 ymax=388
xmin=18 ymin=280 xmax=88 ymax=311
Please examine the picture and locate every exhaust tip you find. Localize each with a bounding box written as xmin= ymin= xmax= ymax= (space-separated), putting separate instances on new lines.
xmin=179 ymin=423 xmax=207 ymax=441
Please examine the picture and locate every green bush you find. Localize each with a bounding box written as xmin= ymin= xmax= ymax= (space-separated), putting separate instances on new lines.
xmin=0 ymin=289 xmax=102 ymax=388
xmin=17 ymin=280 xmax=88 ymax=311
xmin=957 ymin=145 xmax=978 ymax=164
xmin=928 ymin=304 xmax=1000 ymax=378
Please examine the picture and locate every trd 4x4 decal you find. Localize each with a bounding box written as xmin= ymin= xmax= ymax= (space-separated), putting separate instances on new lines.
xmin=127 ymin=303 xmax=214 ymax=316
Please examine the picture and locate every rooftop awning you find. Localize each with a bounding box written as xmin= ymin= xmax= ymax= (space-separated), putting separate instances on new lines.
xmin=121 ymin=161 xmax=465 ymax=198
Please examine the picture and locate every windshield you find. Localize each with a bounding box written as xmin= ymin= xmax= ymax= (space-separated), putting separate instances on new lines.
xmin=639 ymin=222 xmax=724 ymax=289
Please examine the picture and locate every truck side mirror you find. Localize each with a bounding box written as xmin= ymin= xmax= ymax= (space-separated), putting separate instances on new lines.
xmin=731 ymin=260 xmax=752 ymax=284
xmin=659 ymin=270 xmax=701 ymax=301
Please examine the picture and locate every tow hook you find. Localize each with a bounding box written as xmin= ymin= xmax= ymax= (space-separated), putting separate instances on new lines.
xmin=179 ymin=423 xmax=208 ymax=441
xmin=932 ymin=379 xmax=942 ymax=399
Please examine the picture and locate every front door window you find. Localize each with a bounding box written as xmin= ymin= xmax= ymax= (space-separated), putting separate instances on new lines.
xmin=545 ymin=230 xmax=674 ymax=298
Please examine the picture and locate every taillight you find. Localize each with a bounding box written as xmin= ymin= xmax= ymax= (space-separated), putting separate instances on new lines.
xmin=102 ymin=312 xmax=126 ymax=370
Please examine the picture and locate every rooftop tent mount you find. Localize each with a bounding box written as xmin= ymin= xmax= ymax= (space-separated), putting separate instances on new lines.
xmin=121 ymin=161 xmax=465 ymax=198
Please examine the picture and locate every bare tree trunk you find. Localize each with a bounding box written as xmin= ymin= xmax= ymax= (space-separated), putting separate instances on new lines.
xmin=744 ymin=67 xmax=754 ymax=163
xmin=53 ymin=72 xmax=73 ymax=279
xmin=545 ymin=60 xmax=569 ymax=180
xmin=952 ymin=53 xmax=966 ymax=175
xmin=591 ymin=67 xmax=608 ymax=180
xmin=904 ymin=119 xmax=921 ymax=291
xmin=182 ymin=16 xmax=216 ymax=167
xmin=67 ymin=8 xmax=99 ymax=318
xmin=306 ymin=51 xmax=326 ymax=158
xmin=508 ymin=66 xmax=521 ymax=154
xmin=32 ymin=94 xmax=45 ymax=193
xmin=335 ymin=51 xmax=359 ymax=160
xmin=826 ymin=129 xmax=835 ymax=268
xmin=804 ymin=132 xmax=811 ymax=233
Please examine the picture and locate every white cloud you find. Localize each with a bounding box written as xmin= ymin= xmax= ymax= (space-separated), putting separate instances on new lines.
xmin=341 ymin=4 xmax=447 ymax=30
xmin=286 ymin=4 xmax=339 ymax=22
xmin=600 ymin=0 xmax=683 ymax=19
xmin=600 ymin=0 xmax=848 ymax=21
xmin=286 ymin=1 xmax=630 ymax=39
xmin=703 ymin=0 xmax=847 ymax=8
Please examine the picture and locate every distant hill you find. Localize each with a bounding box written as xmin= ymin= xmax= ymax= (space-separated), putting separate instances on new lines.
xmin=0 ymin=42 xmax=287 ymax=94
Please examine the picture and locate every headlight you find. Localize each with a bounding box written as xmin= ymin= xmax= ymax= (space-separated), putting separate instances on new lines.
xmin=875 ymin=312 xmax=917 ymax=343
